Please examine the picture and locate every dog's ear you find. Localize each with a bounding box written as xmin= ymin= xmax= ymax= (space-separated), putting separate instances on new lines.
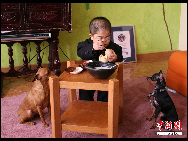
xmin=37 ymin=67 xmax=41 ymax=71
xmin=44 ymin=69 xmax=49 ymax=75
xmin=159 ymin=72 xmax=163 ymax=79
xmin=159 ymin=70 xmax=163 ymax=79
xmin=35 ymin=67 xmax=44 ymax=80
xmin=35 ymin=74 xmax=41 ymax=80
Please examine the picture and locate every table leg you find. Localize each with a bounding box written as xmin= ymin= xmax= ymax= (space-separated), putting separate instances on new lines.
xmin=68 ymin=89 xmax=77 ymax=104
xmin=67 ymin=60 xmax=76 ymax=67
xmin=35 ymin=40 xmax=43 ymax=69
xmin=21 ymin=41 xmax=31 ymax=75
xmin=49 ymin=76 xmax=62 ymax=138
xmin=108 ymin=79 xmax=119 ymax=138
xmin=4 ymin=42 xmax=20 ymax=77
xmin=118 ymin=63 xmax=123 ymax=123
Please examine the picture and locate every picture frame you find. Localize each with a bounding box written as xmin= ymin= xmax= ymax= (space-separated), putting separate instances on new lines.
xmin=110 ymin=25 xmax=137 ymax=63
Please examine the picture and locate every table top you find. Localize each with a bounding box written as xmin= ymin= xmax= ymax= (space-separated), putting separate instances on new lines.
xmin=59 ymin=69 xmax=118 ymax=84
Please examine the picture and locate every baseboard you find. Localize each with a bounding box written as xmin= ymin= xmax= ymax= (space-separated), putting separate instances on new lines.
xmin=1 ymin=60 xmax=82 ymax=73
xmin=1 ymin=63 xmax=49 ymax=73
xmin=1 ymin=50 xmax=177 ymax=73
xmin=136 ymin=50 xmax=177 ymax=63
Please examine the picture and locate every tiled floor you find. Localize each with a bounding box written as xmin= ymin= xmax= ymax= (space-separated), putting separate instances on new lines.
xmin=1 ymin=51 xmax=176 ymax=98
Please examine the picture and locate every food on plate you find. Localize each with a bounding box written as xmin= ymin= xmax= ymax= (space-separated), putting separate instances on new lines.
xmin=65 ymin=67 xmax=76 ymax=72
xmin=70 ymin=67 xmax=83 ymax=74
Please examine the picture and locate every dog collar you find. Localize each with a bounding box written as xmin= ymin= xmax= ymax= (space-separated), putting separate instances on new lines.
xmin=159 ymin=89 xmax=166 ymax=92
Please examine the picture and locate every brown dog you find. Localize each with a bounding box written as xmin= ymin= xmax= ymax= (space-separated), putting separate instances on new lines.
xmin=17 ymin=68 xmax=54 ymax=127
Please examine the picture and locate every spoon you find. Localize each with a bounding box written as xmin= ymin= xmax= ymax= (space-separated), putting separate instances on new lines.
xmin=109 ymin=59 xmax=126 ymax=69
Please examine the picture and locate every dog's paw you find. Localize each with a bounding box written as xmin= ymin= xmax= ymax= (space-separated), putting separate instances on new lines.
xmin=43 ymin=123 xmax=49 ymax=127
xmin=146 ymin=117 xmax=152 ymax=121
xmin=22 ymin=121 xmax=36 ymax=125
xmin=31 ymin=122 xmax=36 ymax=125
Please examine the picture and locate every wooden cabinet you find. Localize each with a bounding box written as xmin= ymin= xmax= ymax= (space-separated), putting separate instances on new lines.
xmin=1 ymin=3 xmax=72 ymax=77
xmin=1 ymin=3 xmax=71 ymax=32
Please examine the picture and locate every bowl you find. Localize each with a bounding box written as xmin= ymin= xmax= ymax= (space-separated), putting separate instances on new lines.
xmin=85 ymin=61 xmax=118 ymax=79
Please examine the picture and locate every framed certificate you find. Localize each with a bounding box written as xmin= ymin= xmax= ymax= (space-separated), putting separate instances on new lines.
xmin=110 ymin=25 xmax=137 ymax=63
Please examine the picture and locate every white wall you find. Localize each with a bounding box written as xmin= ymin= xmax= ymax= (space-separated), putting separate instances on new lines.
xmin=179 ymin=3 xmax=187 ymax=51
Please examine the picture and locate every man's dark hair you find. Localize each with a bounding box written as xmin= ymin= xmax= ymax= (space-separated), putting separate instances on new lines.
xmin=89 ymin=17 xmax=111 ymax=35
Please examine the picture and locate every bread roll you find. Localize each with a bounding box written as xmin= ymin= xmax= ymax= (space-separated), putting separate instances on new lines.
xmin=99 ymin=54 xmax=108 ymax=62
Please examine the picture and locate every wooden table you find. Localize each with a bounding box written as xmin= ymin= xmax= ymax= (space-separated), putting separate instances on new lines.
xmin=49 ymin=60 xmax=123 ymax=138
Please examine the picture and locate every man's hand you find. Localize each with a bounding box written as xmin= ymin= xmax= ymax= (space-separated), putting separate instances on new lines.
xmin=108 ymin=53 xmax=117 ymax=62
xmin=105 ymin=49 xmax=117 ymax=62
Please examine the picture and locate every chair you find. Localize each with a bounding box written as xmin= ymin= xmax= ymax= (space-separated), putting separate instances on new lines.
xmin=49 ymin=60 xmax=123 ymax=138
xmin=166 ymin=51 xmax=187 ymax=97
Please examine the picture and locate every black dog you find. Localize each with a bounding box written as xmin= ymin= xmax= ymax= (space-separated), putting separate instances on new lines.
xmin=146 ymin=70 xmax=178 ymax=129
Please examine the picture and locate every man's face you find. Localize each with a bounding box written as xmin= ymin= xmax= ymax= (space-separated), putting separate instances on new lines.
xmin=90 ymin=30 xmax=111 ymax=48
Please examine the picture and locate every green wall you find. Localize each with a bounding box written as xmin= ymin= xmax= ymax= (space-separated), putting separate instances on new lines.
xmin=1 ymin=3 xmax=181 ymax=68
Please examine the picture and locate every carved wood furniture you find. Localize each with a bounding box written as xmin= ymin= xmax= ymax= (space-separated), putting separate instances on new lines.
xmin=1 ymin=3 xmax=72 ymax=77
xmin=49 ymin=60 xmax=123 ymax=138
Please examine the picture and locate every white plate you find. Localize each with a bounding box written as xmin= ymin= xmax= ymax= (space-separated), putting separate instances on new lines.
xmin=70 ymin=67 xmax=83 ymax=74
